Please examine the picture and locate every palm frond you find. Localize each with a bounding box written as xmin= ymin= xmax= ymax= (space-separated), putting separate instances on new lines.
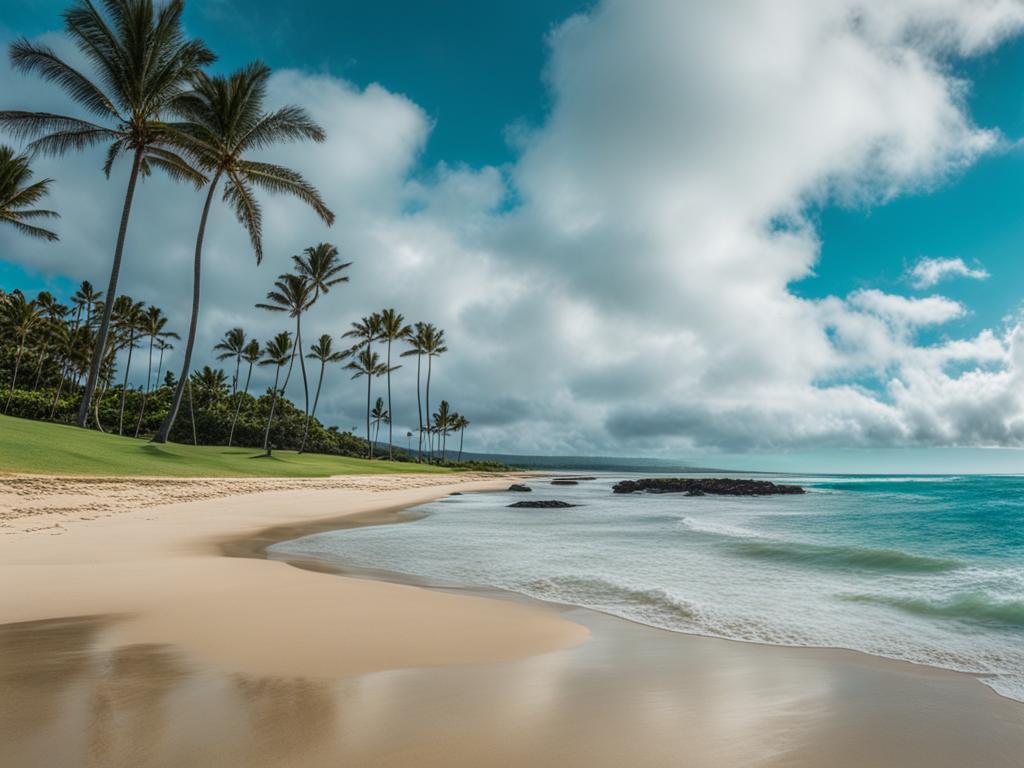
xmin=223 ymin=171 xmax=263 ymax=262
xmin=1 ymin=215 xmax=59 ymax=241
xmin=8 ymin=38 xmax=121 ymax=119
xmin=239 ymin=105 xmax=326 ymax=151
xmin=239 ymin=160 xmax=334 ymax=225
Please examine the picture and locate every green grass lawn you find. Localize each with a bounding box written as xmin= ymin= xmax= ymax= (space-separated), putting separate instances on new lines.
xmin=0 ymin=414 xmax=450 ymax=478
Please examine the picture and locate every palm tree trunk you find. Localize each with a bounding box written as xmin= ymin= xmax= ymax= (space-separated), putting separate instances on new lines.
xmin=425 ymin=355 xmax=433 ymax=463
xmin=458 ymin=428 xmax=464 ymax=462
xmin=32 ymin=343 xmax=49 ymax=390
xmin=134 ymin=335 xmax=155 ymax=437
xmin=415 ymin=352 xmax=423 ymax=462
xmin=118 ymin=331 xmax=135 ymax=435
xmin=187 ymin=376 xmax=197 ymax=446
xmin=4 ymin=337 xmax=26 ymax=414
xmin=365 ymin=369 xmax=373 ymax=460
xmin=263 ymin=367 xmax=282 ymax=456
xmin=153 ymin=173 xmax=221 ymax=444
xmin=305 ymin=359 xmax=327 ymax=447
xmin=228 ymin=360 xmax=253 ymax=448
xmin=49 ymin=370 xmax=66 ymax=420
xmin=156 ymin=345 xmax=165 ymax=387
xmin=386 ymin=338 xmax=394 ymax=460
xmin=232 ymin=353 xmax=240 ymax=396
xmin=77 ymin=147 xmax=145 ymax=429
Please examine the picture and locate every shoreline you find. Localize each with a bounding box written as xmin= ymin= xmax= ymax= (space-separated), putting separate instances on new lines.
xmin=2 ymin=473 xmax=1023 ymax=766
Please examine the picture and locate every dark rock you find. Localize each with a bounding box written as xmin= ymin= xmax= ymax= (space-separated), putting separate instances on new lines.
xmin=508 ymin=484 xmax=532 ymax=492
xmin=612 ymin=478 xmax=804 ymax=496
xmin=551 ymin=479 xmax=579 ymax=486
xmin=507 ymin=500 xmax=579 ymax=509
xmin=564 ymin=476 xmax=597 ymax=481
xmin=449 ymin=492 xmax=463 ymax=496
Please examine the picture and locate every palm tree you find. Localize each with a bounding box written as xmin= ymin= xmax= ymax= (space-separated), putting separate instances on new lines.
xmin=432 ymin=400 xmax=452 ymax=463
xmin=420 ymin=324 xmax=447 ymax=462
xmin=31 ymin=292 xmax=67 ymax=389
xmin=400 ymin=322 xmax=427 ymax=461
xmin=114 ymin=297 xmax=144 ymax=435
xmin=0 ymin=145 xmax=59 ymax=240
xmin=155 ymin=337 xmax=173 ymax=388
xmin=305 ymin=334 xmax=345 ymax=449
xmin=71 ymin=280 xmax=102 ymax=329
xmin=293 ymin=243 xmax=349 ymax=451
xmin=152 ymin=61 xmax=333 ymax=444
xmin=227 ymin=338 xmax=260 ymax=447
xmin=50 ymin=324 xmax=93 ymax=419
xmin=3 ymin=292 xmax=42 ymax=413
xmin=378 ymin=308 xmax=411 ymax=460
xmin=256 ymin=273 xmax=313 ymax=410
xmin=452 ymin=413 xmax=470 ymax=461
xmin=258 ymin=331 xmax=292 ymax=456
xmin=2 ymin=0 xmax=214 ymax=430
xmin=343 ymin=314 xmax=384 ymax=458
xmin=345 ymin=347 xmax=386 ymax=459
xmin=134 ymin=306 xmax=177 ymax=436
xmin=214 ymin=327 xmax=247 ymax=395
xmin=371 ymin=396 xmax=389 ymax=447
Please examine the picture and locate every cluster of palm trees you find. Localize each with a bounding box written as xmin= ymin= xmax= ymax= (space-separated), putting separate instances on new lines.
xmin=0 ymin=0 xmax=474 ymax=462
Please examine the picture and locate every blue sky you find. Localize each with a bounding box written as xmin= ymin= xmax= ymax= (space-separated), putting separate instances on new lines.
xmin=4 ymin=1 xmax=1024 ymax=470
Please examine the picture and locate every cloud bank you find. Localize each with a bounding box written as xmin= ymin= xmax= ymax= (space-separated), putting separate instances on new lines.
xmin=909 ymin=256 xmax=991 ymax=288
xmin=3 ymin=0 xmax=1024 ymax=455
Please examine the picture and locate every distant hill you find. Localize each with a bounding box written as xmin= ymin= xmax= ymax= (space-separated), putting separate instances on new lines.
xmin=453 ymin=452 xmax=724 ymax=473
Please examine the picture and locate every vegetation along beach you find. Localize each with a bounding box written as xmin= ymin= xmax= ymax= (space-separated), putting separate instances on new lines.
xmin=2 ymin=0 xmax=1024 ymax=766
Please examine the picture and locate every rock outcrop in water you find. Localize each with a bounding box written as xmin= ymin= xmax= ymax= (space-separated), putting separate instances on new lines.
xmin=551 ymin=479 xmax=579 ymax=486
xmin=508 ymin=484 xmax=532 ymax=492
xmin=508 ymin=500 xmax=578 ymax=509
xmin=612 ymin=478 xmax=804 ymax=496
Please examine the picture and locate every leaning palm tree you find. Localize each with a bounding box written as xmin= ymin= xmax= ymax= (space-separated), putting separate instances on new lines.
xmin=154 ymin=337 xmax=174 ymax=387
xmin=134 ymin=306 xmax=177 ymax=436
xmin=1 ymin=0 xmax=215 ymax=429
xmin=3 ymin=292 xmax=42 ymax=413
xmin=227 ymin=338 xmax=261 ymax=447
xmin=452 ymin=413 xmax=470 ymax=462
xmin=420 ymin=324 xmax=448 ymax=461
xmin=258 ymin=331 xmax=292 ymax=456
xmin=400 ymin=322 xmax=427 ymax=461
xmin=378 ymin=309 xmax=411 ymax=459
xmin=304 ymin=334 xmax=346 ymax=451
xmin=345 ymin=347 xmax=386 ymax=459
xmin=0 ymin=145 xmax=59 ymax=241
xmin=151 ymin=62 xmax=333 ymax=445
xmin=214 ymin=327 xmax=247 ymax=395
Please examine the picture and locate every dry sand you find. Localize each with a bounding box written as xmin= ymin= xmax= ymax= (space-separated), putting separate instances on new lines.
xmin=2 ymin=472 xmax=1023 ymax=767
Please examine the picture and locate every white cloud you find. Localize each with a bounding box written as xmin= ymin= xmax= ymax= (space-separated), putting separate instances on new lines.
xmin=909 ymin=255 xmax=991 ymax=287
xmin=4 ymin=0 xmax=1024 ymax=455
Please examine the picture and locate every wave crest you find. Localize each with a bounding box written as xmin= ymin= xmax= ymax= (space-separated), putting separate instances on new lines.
xmin=522 ymin=576 xmax=694 ymax=625
xmin=842 ymin=592 xmax=1024 ymax=628
xmin=727 ymin=541 xmax=963 ymax=573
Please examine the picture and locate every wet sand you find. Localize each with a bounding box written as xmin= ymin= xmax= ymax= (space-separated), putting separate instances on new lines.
xmin=2 ymin=473 xmax=1023 ymax=767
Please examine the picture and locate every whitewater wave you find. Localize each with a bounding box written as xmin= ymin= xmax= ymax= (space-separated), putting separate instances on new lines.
xmin=726 ymin=540 xmax=964 ymax=573
xmin=842 ymin=592 xmax=1024 ymax=628
xmin=521 ymin=575 xmax=695 ymax=628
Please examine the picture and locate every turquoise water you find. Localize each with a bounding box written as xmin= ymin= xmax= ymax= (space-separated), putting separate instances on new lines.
xmin=270 ymin=474 xmax=1024 ymax=701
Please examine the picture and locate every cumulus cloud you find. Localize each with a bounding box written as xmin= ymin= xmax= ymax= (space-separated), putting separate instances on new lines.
xmin=3 ymin=0 xmax=1024 ymax=455
xmin=908 ymin=255 xmax=991 ymax=287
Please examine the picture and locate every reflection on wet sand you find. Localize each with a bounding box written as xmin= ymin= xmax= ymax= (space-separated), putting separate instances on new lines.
xmin=3 ymin=609 xmax=1023 ymax=768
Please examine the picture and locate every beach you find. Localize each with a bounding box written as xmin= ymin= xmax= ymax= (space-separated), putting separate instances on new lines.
xmin=2 ymin=473 xmax=1023 ymax=767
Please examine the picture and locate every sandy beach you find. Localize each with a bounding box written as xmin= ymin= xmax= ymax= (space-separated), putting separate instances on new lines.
xmin=2 ymin=472 xmax=1023 ymax=767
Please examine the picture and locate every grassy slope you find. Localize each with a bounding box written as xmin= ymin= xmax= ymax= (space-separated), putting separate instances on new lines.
xmin=0 ymin=415 xmax=449 ymax=478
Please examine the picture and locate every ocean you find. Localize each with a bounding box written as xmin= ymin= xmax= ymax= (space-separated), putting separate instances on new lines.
xmin=269 ymin=473 xmax=1024 ymax=701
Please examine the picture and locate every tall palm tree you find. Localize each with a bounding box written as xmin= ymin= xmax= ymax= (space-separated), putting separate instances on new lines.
xmin=3 ymin=292 xmax=42 ymax=413
xmin=0 ymin=145 xmax=59 ymax=241
xmin=134 ymin=306 xmax=177 ymax=436
xmin=114 ymin=297 xmax=144 ymax=435
xmin=305 ymin=334 xmax=345 ymax=450
xmin=256 ymin=273 xmax=312 ymax=408
xmin=152 ymin=61 xmax=333 ymax=444
xmin=31 ymin=292 xmax=67 ymax=389
xmin=378 ymin=308 xmax=411 ymax=460
xmin=420 ymin=324 xmax=447 ymax=462
xmin=50 ymin=324 xmax=93 ymax=419
xmin=293 ymin=243 xmax=349 ymax=451
xmin=2 ymin=0 xmax=215 ymax=429
xmin=452 ymin=413 xmax=470 ymax=462
xmin=400 ymin=322 xmax=427 ymax=461
xmin=343 ymin=314 xmax=384 ymax=458
xmin=214 ymin=327 xmax=247 ymax=395
xmin=258 ymin=331 xmax=292 ymax=456
xmin=227 ymin=338 xmax=261 ymax=447
xmin=371 ymin=396 xmax=389 ymax=447
xmin=345 ymin=347 xmax=386 ymax=459
xmin=432 ymin=400 xmax=452 ymax=463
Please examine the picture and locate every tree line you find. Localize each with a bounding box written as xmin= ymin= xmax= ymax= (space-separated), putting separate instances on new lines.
xmin=0 ymin=0 xmax=475 ymax=464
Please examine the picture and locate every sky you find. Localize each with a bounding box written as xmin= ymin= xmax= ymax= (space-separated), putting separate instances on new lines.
xmin=3 ymin=0 xmax=1024 ymax=471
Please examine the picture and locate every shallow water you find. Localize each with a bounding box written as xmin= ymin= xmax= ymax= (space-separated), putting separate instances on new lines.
xmin=270 ymin=473 xmax=1024 ymax=701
